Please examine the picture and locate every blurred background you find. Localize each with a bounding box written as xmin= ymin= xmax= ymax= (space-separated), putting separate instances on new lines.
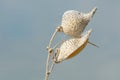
xmin=0 ymin=0 xmax=120 ymax=80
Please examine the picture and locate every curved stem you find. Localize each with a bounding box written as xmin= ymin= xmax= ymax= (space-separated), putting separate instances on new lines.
xmin=45 ymin=26 xmax=62 ymax=80
xmin=48 ymin=26 xmax=62 ymax=48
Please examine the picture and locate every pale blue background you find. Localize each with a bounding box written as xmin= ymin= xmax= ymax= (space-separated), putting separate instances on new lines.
xmin=0 ymin=0 xmax=120 ymax=80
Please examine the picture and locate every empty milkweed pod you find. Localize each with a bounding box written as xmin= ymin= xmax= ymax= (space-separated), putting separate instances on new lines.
xmin=61 ymin=7 xmax=97 ymax=37
xmin=54 ymin=29 xmax=92 ymax=63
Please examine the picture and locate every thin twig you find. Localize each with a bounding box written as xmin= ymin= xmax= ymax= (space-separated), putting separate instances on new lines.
xmin=45 ymin=26 xmax=62 ymax=80
xmin=48 ymin=26 xmax=62 ymax=48
xmin=49 ymin=62 xmax=55 ymax=74
xmin=88 ymin=41 xmax=99 ymax=48
xmin=45 ymin=53 xmax=50 ymax=80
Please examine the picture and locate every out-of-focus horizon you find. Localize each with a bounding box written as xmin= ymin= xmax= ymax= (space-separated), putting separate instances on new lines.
xmin=0 ymin=0 xmax=120 ymax=80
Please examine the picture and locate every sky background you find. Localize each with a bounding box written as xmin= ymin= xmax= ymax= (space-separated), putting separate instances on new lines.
xmin=0 ymin=0 xmax=120 ymax=80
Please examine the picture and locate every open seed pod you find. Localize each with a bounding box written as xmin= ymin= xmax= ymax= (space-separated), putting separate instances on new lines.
xmin=61 ymin=7 xmax=97 ymax=37
xmin=54 ymin=29 xmax=92 ymax=63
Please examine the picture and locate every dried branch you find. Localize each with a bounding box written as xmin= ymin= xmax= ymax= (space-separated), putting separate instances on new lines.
xmin=45 ymin=26 xmax=62 ymax=80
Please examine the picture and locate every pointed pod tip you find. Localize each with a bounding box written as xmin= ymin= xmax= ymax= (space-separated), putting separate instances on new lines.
xmin=87 ymin=29 xmax=93 ymax=34
xmin=93 ymin=7 xmax=97 ymax=11
xmin=91 ymin=7 xmax=97 ymax=17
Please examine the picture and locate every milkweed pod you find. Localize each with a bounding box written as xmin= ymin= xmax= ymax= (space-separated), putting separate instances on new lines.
xmin=61 ymin=7 xmax=97 ymax=37
xmin=55 ymin=29 xmax=92 ymax=63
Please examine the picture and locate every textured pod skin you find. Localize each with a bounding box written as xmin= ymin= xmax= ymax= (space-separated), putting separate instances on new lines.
xmin=61 ymin=7 xmax=97 ymax=37
xmin=55 ymin=29 xmax=92 ymax=63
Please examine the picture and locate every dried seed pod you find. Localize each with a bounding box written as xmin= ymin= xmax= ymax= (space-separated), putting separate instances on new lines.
xmin=55 ymin=29 xmax=92 ymax=63
xmin=61 ymin=7 xmax=97 ymax=37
